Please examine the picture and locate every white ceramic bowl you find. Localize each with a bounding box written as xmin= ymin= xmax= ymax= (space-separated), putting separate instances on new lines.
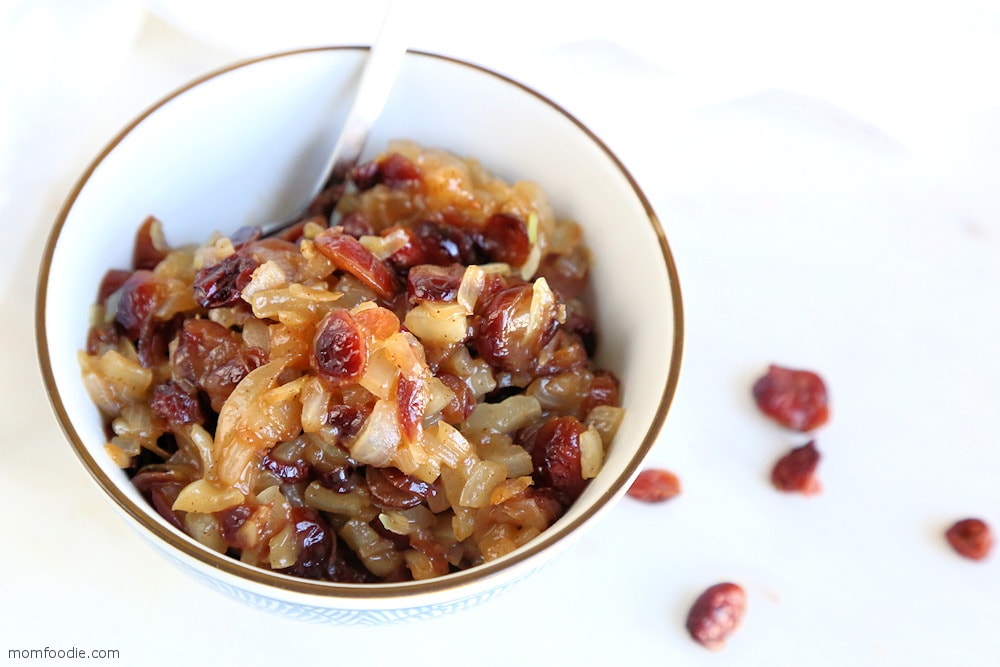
xmin=36 ymin=48 xmax=683 ymax=625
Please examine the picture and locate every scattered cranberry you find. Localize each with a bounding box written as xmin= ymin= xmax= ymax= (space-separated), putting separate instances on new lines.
xmin=945 ymin=518 xmax=993 ymax=560
xmin=627 ymin=469 xmax=681 ymax=503
xmin=752 ymin=364 xmax=829 ymax=432
xmin=686 ymin=582 xmax=747 ymax=651
xmin=770 ymin=440 xmax=822 ymax=495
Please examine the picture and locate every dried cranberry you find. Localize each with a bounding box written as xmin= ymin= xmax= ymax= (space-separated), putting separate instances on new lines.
xmin=379 ymin=152 xmax=422 ymax=188
xmin=686 ymin=582 xmax=747 ymax=651
xmin=131 ymin=467 xmax=185 ymax=494
xmin=132 ymin=215 xmax=169 ymax=270
xmin=261 ymin=450 xmax=311 ymax=484
xmin=326 ymin=403 xmax=367 ymax=438
xmin=142 ymin=314 xmax=187 ymax=370
xmin=529 ymin=416 xmax=588 ymax=504
xmin=149 ymin=381 xmax=204 ymax=428
xmin=131 ymin=468 xmax=188 ymax=529
xmin=283 ymin=507 xmax=335 ymax=580
xmin=113 ymin=270 xmax=182 ymax=366
xmin=114 ymin=270 xmax=162 ymax=339
xmin=580 ymin=371 xmax=620 ymax=417
xmin=366 ymin=466 xmax=430 ymax=509
xmin=478 ymin=213 xmax=531 ymax=266
xmin=562 ymin=308 xmax=597 ymax=357
xmin=350 ymin=159 xmax=382 ymax=191
xmin=348 ymin=153 xmax=421 ymax=192
xmin=533 ymin=331 xmax=590 ymax=377
xmin=437 ymin=373 xmax=475 ymax=423
xmin=525 ymin=487 xmax=566 ymax=524
xmin=474 ymin=271 xmax=510 ymax=313
xmin=771 ymin=440 xmax=822 ymax=495
xmin=217 ymin=504 xmax=253 ymax=546
xmin=627 ymin=469 xmax=681 ymax=503
xmin=396 ymin=374 xmax=427 ymax=443
xmin=406 ymin=263 xmax=465 ymax=302
xmin=536 ymin=248 xmax=589 ymax=301
xmin=752 ymin=364 xmax=829 ymax=432
xmin=97 ymin=269 xmax=131 ymax=305
xmin=384 ymin=226 xmax=424 ymax=270
xmin=402 ymin=221 xmax=479 ymax=268
xmin=317 ymin=464 xmax=359 ymax=492
xmin=371 ymin=513 xmax=413 ymax=551
xmin=314 ymin=227 xmax=397 ymax=300
xmin=192 ymin=253 xmax=259 ymax=309
xmin=945 ymin=518 xmax=993 ymax=560
xmin=474 ymin=283 xmax=560 ymax=374
xmin=171 ymin=319 xmax=262 ymax=412
xmin=85 ymin=322 xmax=120 ymax=356
xmin=312 ymin=310 xmax=367 ymax=386
xmin=339 ymin=210 xmax=374 ymax=238
xmin=148 ymin=483 xmax=184 ymax=529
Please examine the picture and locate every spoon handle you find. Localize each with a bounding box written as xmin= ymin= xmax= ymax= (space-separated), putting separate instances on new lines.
xmin=323 ymin=0 xmax=408 ymax=183
xmin=261 ymin=2 xmax=406 ymax=237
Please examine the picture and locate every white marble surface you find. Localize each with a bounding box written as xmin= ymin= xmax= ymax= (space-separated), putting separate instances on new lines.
xmin=3 ymin=0 xmax=1000 ymax=663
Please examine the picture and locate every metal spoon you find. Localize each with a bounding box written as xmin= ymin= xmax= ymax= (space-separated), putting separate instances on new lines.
xmin=261 ymin=2 xmax=407 ymax=237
